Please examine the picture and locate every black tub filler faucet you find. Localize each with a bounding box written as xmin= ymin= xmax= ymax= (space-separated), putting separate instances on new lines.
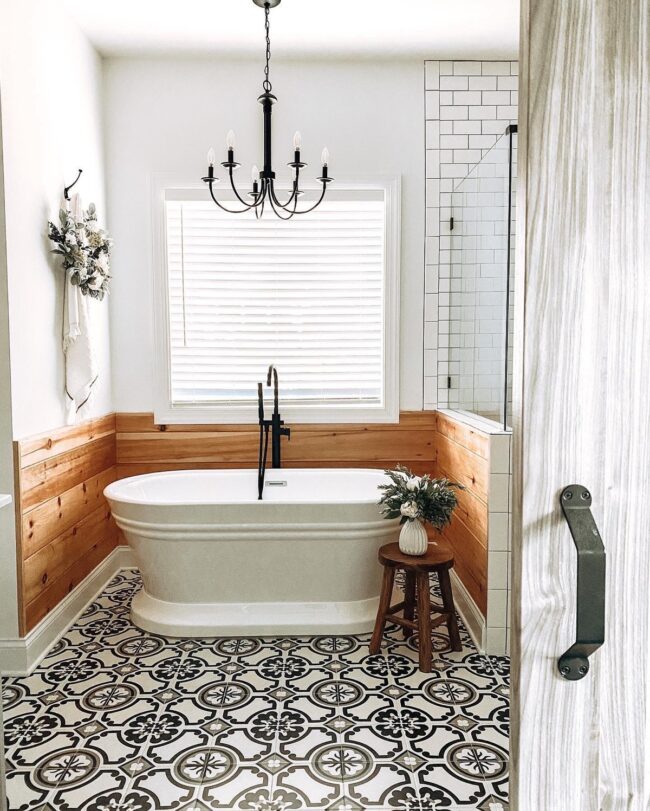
xmin=257 ymin=365 xmax=291 ymax=499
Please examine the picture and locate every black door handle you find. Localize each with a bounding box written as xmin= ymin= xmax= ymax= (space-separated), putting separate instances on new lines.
xmin=557 ymin=484 xmax=606 ymax=680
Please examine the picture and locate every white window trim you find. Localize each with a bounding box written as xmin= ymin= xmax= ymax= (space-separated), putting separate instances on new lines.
xmin=151 ymin=173 xmax=400 ymax=424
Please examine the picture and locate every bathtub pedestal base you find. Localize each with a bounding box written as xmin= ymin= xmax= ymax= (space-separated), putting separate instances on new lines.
xmin=132 ymin=588 xmax=381 ymax=637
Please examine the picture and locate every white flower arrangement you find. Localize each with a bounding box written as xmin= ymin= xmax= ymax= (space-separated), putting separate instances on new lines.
xmin=379 ymin=465 xmax=462 ymax=529
xmin=48 ymin=203 xmax=112 ymax=300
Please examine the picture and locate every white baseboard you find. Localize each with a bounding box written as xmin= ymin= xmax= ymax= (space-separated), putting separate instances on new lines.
xmin=0 ymin=546 xmax=136 ymax=676
xmin=450 ymin=569 xmax=486 ymax=652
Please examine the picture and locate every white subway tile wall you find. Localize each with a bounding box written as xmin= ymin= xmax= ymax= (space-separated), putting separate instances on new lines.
xmin=424 ymin=60 xmax=518 ymax=415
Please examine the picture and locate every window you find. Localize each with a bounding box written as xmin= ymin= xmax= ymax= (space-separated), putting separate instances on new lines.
xmin=152 ymin=178 xmax=400 ymax=423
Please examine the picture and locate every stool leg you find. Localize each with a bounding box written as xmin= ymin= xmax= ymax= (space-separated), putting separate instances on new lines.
xmin=416 ymin=571 xmax=432 ymax=672
xmin=438 ymin=567 xmax=462 ymax=652
xmin=404 ymin=571 xmax=416 ymax=639
xmin=370 ymin=566 xmax=395 ymax=655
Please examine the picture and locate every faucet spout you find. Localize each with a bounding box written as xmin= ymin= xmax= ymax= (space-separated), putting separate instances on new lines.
xmin=260 ymin=365 xmax=290 ymax=471
xmin=267 ymin=364 xmax=279 ymax=414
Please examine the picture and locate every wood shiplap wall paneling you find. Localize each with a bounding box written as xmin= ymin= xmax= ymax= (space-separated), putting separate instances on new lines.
xmin=21 ymin=468 xmax=117 ymax=560
xmin=434 ymin=411 xmax=490 ymax=460
xmin=15 ymin=415 xmax=117 ymax=634
xmin=19 ymin=415 xmax=116 ymax=468
xmin=432 ymin=413 xmax=489 ymax=616
xmin=25 ymin=532 xmax=118 ymax=632
xmin=115 ymin=412 xmax=440 ymax=475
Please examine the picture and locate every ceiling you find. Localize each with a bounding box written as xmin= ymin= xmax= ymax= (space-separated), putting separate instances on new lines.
xmin=61 ymin=0 xmax=519 ymax=59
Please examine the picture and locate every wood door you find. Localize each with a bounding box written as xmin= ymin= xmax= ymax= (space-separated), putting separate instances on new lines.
xmin=512 ymin=0 xmax=650 ymax=808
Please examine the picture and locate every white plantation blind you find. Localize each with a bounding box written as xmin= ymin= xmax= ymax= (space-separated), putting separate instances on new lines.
xmin=163 ymin=193 xmax=390 ymax=410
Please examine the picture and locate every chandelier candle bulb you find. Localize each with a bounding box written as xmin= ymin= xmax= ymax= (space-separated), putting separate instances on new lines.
xmin=320 ymin=147 xmax=330 ymax=179
xmin=293 ymin=130 xmax=302 ymax=163
xmin=226 ymin=130 xmax=236 ymax=164
xmin=207 ymin=148 xmax=216 ymax=179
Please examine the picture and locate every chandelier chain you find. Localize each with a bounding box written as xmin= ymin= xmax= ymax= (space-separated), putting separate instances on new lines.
xmin=263 ymin=3 xmax=272 ymax=93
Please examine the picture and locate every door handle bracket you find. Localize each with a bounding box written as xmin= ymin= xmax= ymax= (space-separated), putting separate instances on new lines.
xmin=558 ymin=484 xmax=605 ymax=681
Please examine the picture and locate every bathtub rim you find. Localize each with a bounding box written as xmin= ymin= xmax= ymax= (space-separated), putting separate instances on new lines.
xmin=104 ymin=467 xmax=393 ymax=507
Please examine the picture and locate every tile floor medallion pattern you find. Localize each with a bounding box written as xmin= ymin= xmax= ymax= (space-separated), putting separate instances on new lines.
xmin=3 ymin=570 xmax=509 ymax=810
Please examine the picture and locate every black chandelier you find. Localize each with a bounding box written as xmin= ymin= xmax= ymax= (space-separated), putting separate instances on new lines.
xmin=202 ymin=0 xmax=333 ymax=219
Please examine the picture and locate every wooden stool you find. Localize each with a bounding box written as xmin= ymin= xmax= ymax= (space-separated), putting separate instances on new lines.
xmin=369 ymin=540 xmax=462 ymax=672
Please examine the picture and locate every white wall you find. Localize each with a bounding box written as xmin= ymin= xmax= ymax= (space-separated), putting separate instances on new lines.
xmin=0 ymin=0 xmax=111 ymax=439
xmin=103 ymin=57 xmax=424 ymax=413
xmin=0 ymin=100 xmax=19 ymax=640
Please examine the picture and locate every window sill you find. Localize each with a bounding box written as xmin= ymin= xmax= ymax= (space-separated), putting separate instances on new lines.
xmin=153 ymin=402 xmax=399 ymax=425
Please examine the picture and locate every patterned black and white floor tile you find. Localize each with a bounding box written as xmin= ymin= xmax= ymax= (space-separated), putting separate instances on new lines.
xmin=3 ymin=570 xmax=509 ymax=811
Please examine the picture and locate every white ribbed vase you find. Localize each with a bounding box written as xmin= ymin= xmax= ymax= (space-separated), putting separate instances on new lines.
xmin=398 ymin=518 xmax=428 ymax=556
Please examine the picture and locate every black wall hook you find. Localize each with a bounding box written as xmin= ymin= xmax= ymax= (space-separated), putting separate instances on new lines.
xmin=63 ymin=169 xmax=83 ymax=201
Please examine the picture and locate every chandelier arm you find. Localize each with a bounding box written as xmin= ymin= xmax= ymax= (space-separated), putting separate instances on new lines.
xmin=268 ymin=189 xmax=298 ymax=220
xmin=269 ymin=175 xmax=300 ymax=210
xmin=228 ymin=168 xmax=263 ymax=210
xmin=206 ymin=182 xmax=256 ymax=215
xmin=291 ymin=182 xmax=329 ymax=215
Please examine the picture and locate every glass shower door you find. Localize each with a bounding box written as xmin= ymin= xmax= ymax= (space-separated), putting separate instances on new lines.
xmin=444 ymin=126 xmax=517 ymax=429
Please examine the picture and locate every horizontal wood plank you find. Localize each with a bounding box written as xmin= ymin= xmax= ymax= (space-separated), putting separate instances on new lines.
xmin=434 ymin=432 xmax=488 ymax=504
xmin=17 ymin=414 xmax=116 ymax=468
xmin=23 ymin=504 xmax=115 ymax=606
xmin=116 ymin=411 xmax=438 ymax=434
xmin=432 ymin=461 xmax=488 ymax=549
xmin=22 ymin=467 xmax=117 ymax=560
xmin=434 ymin=412 xmax=490 ymax=460
xmin=117 ymin=429 xmax=436 ymax=465
xmin=21 ymin=435 xmax=116 ymax=511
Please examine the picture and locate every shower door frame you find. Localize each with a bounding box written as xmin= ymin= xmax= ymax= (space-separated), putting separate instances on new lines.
xmin=446 ymin=126 xmax=517 ymax=430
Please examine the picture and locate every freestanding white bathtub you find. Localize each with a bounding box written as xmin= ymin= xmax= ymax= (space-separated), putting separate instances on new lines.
xmin=104 ymin=469 xmax=399 ymax=637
